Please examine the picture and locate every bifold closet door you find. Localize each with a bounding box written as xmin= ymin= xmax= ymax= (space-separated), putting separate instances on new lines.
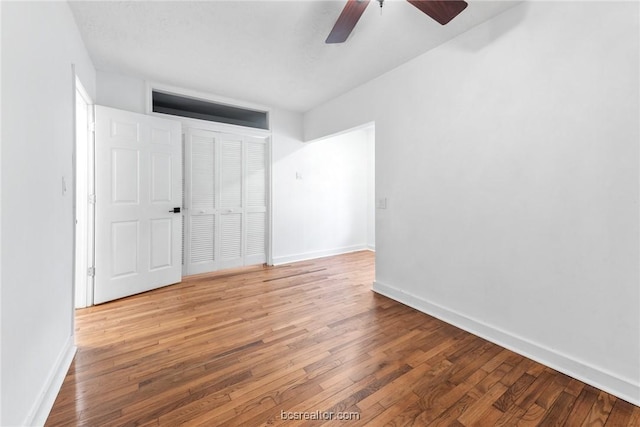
xmin=185 ymin=129 xmax=217 ymax=275
xmin=244 ymin=140 xmax=267 ymax=266
xmin=184 ymin=129 xmax=267 ymax=275
xmin=218 ymin=135 xmax=244 ymax=270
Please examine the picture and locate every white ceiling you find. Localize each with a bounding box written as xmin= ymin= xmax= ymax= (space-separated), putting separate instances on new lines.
xmin=69 ymin=0 xmax=519 ymax=112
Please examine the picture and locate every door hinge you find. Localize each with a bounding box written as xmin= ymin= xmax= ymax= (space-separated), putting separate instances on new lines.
xmin=87 ymin=267 xmax=95 ymax=277
xmin=88 ymin=122 xmax=96 ymax=132
xmin=88 ymin=194 xmax=96 ymax=204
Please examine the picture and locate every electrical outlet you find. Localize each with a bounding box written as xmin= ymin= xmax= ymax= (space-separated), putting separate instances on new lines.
xmin=376 ymin=197 xmax=387 ymax=209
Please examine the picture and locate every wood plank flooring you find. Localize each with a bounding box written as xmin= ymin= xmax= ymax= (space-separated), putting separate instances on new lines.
xmin=46 ymin=251 xmax=639 ymax=426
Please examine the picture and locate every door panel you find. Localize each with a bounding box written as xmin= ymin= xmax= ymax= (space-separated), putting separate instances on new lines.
xmin=111 ymin=148 xmax=139 ymax=204
xmin=110 ymin=119 xmax=139 ymax=142
xmin=218 ymin=137 xmax=244 ymax=269
xmin=219 ymin=212 xmax=242 ymax=268
xmin=191 ymin=135 xmax=215 ymax=211
xmin=111 ymin=220 xmax=138 ymax=277
xmin=246 ymin=142 xmax=266 ymax=208
xmin=151 ymin=152 xmax=173 ymax=203
xmin=150 ymin=218 xmax=173 ymax=270
xmin=94 ymin=105 xmax=182 ymax=304
xmin=190 ymin=215 xmax=215 ymax=264
xmin=220 ymin=138 xmax=243 ymax=209
xmin=185 ymin=129 xmax=217 ymax=274
xmin=246 ymin=212 xmax=266 ymax=257
xmin=244 ymin=140 xmax=267 ymax=265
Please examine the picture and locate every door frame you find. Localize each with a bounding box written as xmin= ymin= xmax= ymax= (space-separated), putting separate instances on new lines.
xmin=73 ymin=74 xmax=95 ymax=309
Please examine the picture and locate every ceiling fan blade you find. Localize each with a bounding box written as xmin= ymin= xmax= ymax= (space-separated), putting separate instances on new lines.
xmin=326 ymin=0 xmax=371 ymax=44
xmin=406 ymin=0 xmax=468 ymax=25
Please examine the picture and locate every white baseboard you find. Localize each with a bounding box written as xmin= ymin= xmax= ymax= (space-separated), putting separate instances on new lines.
xmin=272 ymin=245 xmax=369 ymax=265
xmin=24 ymin=336 xmax=76 ymax=427
xmin=372 ymin=280 xmax=640 ymax=406
xmin=366 ymin=244 xmax=375 ymax=251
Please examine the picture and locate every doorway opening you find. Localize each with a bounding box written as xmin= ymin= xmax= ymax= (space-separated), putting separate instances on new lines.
xmin=74 ymin=77 xmax=95 ymax=308
xmin=289 ymin=123 xmax=375 ymax=260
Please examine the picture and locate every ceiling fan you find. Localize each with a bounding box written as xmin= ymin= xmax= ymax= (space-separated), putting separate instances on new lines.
xmin=326 ymin=0 xmax=468 ymax=44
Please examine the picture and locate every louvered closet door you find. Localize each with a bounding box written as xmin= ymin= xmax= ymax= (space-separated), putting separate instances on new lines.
xmin=245 ymin=138 xmax=267 ymax=265
xmin=218 ymin=135 xmax=244 ymax=269
xmin=184 ymin=129 xmax=268 ymax=275
xmin=185 ymin=129 xmax=217 ymax=274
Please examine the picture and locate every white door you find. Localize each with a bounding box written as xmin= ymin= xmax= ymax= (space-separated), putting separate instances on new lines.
xmin=244 ymin=139 xmax=267 ymax=266
xmin=184 ymin=128 xmax=217 ymax=275
xmin=184 ymin=128 xmax=267 ymax=275
xmin=218 ymin=135 xmax=244 ymax=270
xmin=94 ymin=106 xmax=182 ymax=304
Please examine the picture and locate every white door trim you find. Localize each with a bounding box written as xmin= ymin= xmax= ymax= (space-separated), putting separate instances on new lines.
xmin=74 ymin=75 xmax=94 ymax=309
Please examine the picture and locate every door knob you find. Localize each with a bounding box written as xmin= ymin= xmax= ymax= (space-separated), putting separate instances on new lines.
xmin=169 ymin=207 xmax=181 ymax=213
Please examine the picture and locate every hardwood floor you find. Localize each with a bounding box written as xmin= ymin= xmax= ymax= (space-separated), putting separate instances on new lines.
xmin=47 ymin=251 xmax=639 ymax=426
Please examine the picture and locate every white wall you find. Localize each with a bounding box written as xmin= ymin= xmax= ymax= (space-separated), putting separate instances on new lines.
xmin=271 ymin=122 xmax=374 ymax=264
xmin=1 ymin=2 xmax=96 ymax=425
xmin=96 ymin=71 xmax=376 ymax=265
xmin=97 ymin=70 xmax=147 ymax=114
xmin=304 ymin=2 xmax=640 ymax=404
